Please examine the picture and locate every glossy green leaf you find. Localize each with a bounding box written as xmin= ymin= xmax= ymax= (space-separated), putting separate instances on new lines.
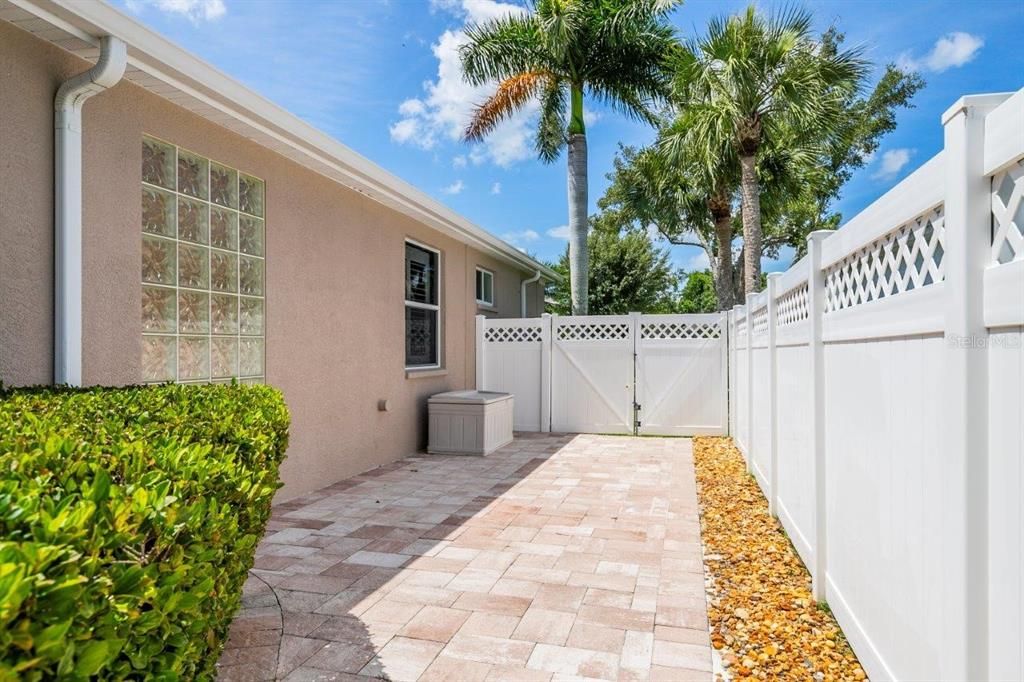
xmin=0 ymin=384 xmax=289 ymax=678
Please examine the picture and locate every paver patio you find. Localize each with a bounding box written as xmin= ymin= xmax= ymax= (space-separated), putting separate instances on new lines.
xmin=217 ymin=433 xmax=712 ymax=681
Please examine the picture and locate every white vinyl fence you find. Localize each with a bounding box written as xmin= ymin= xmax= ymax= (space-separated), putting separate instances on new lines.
xmin=476 ymin=312 xmax=728 ymax=436
xmin=728 ymin=89 xmax=1024 ymax=682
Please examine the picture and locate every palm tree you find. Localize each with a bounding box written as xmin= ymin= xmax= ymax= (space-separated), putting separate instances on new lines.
xmin=604 ymin=116 xmax=809 ymax=310
xmin=670 ymin=5 xmax=867 ymax=294
xmin=601 ymin=133 xmax=740 ymax=310
xmin=460 ymin=0 xmax=679 ymax=314
xmin=658 ymin=113 xmax=740 ymax=309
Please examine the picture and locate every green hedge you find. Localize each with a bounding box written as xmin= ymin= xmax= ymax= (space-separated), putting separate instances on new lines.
xmin=0 ymin=383 xmax=290 ymax=680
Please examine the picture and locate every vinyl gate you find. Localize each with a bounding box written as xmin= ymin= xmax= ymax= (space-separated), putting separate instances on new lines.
xmin=476 ymin=312 xmax=728 ymax=436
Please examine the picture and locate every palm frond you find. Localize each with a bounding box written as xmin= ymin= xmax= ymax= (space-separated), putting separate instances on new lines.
xmin=536 ymin=0 xmax=585 ymax=67
xmin=581 ymin=1 xmax=679 ymax=116
xmin=464 ymin=70 xmax=551 ymax=142
xmin=536 ymin=78 xmax=568 ymax=163
xmin=670 ymin=2 xmax=870 ymax=160
xmin=460 ymin=0 xmax=679 ymax=161
xmin=460 ymin=14 xmax=544 ymax=85
xmin=588 ymin=83 xmax=658 ymax=127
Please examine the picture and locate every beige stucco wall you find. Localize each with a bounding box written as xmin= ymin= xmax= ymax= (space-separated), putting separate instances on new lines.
xmin=0 ymin=21 xmax=546 ymax=500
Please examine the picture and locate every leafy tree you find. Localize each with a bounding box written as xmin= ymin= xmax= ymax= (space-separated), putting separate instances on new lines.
xmin=547 ymin=221 xmax=679 ymax=315
xmin=601 ymin=24 xmax=922 ymax=309
xmin=768 ymin=29 xmax=925 ymax=259
xmin=669 ymin=5 xmax=868 ymax=294
xmin=599 ymin=134 xmax=814 ymax=309
xmin=460 ymin=0 xmax=679 ymax=314
xmin=599 ymin=134 xmax=740 ymax=309
xmin=600 ymin=136 xmax=762 ymax=310
xmin=678 ymin=270 xmax=718 ymax=314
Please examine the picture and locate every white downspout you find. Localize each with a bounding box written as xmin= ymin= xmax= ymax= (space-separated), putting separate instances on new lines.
xmin=521 ymin=270 xmax=543 ymax=317
xmin=54 ymin=36 xmax=127 ymax=385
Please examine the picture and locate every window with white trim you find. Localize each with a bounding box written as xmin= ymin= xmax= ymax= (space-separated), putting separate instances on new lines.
xmin=140 ymin=135 xmax=265 ymax=383
xmin=475 ymin=267 xmax=494 ymax=307
xmin=405 ymin=241 xmax=440 ymax=368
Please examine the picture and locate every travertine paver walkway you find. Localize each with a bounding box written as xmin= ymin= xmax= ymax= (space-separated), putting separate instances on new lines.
xmin=217 ymin=433 xmax=712 ymax=681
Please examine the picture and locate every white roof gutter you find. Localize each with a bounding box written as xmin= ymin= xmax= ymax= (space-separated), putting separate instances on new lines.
xmin=54 ymin=34 xmax=126 ymax=385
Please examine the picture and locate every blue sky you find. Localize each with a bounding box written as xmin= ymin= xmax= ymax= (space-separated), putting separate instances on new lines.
xmin=119 ymin=0 xmax=1024 ymax=272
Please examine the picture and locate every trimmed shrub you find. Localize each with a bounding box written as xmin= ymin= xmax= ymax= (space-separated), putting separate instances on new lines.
xmin=0 ymin=383 xmax=290 ymax=679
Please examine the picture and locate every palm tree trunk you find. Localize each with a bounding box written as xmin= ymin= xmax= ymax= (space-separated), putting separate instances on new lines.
xmin=567 ymin=133 xmax=589 ymax=315
xmin=713 ymin=210 xmax=734 ymax=310
xmin=739 ymin=153 xmax=762 ymax=294
xmin=732 ymin=247 xmax=744 ymax=304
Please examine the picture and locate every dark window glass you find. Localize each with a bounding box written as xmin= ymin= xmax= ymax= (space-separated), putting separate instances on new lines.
xmin=405 ymin=242 xmax=439 ymax=367
xmin=406 ymin=243 xmax=437 ymax=305
xmin=405 ymin=307 xmax=438 ymax=366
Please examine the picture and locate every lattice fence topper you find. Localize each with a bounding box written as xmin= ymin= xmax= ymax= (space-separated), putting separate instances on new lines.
xmin=751 ymin=307 xmax=769 ymax=336
xmin=825 ymin=206 xmax=946 ymax=313
xmin=484 ymin=325 xmax=542 ymax=344
xmin=992 ymin=160 xmax=1024 ymax=265
xmin=735 ymin=316 xmax=748 ymax=337
xmin=776 ymin=283 xmax=809 ymax=327
xmin=641 ymin=321 xmax=721 ymax=340
xmin=556 ymin=322 xmax=630 ymax=341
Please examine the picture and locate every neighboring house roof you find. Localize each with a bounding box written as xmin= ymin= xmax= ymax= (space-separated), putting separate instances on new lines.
xmin=0 ymin=0 xmax=558 ymax=280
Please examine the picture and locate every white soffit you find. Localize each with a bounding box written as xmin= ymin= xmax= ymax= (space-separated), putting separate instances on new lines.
xmin=0 ymin=0 xmax=557 ymax=279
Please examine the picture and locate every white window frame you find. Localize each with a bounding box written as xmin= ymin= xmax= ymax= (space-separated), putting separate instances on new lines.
xmin=475 ymin=267 xmax=495 ymax=307
xmin=404 ymin=239 xmax=442 ymax=370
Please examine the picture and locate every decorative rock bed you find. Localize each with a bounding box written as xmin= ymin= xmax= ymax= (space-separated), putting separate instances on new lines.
xmin=693 ymin=437 xmax=867 ymax=681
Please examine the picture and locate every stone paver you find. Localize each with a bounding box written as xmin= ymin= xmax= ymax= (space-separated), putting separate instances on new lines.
xmin=217 ymin=433 xmax=712 ymax=681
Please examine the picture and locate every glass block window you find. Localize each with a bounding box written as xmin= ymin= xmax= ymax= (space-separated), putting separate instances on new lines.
xmin=475 ymin=267 xmax=494 ymax=306
xmin=142 ymin=136 xmax=265 ymax=383
xmin=405 ymin=241 xmax=440 ymax=368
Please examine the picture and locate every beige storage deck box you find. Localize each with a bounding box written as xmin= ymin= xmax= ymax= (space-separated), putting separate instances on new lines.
xmin=428 ymin=390 xmax=514 ymax=455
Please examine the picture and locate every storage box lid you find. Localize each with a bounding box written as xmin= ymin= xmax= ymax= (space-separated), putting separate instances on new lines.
xmin=428 ymin=390 xmax=512 ymax=405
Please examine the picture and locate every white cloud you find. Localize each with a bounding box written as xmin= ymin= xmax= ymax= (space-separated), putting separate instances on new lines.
xmin=432 ymin=0 xmax=525 ymax=23
xmin=452 ymin=155 xmax=468 ymax=168
xmin=398 ymin=98 xmax=426 ymax=116
xmin=429 ymin=0 xmax=460 ymax=12
xmin=490 ymin=182 xmax=502 ymax=195
xmin=897 ymin=32 xmax=983 ymax=73
xmin=501 ymin=229 xmax=540 ymax=245
xmin=125 ymin=0 xmax=226 ymax=21
xmin=442 ymin=179 xmax=465 ymax=195
xmin=390 ymin=0 xmax=537 ymax=167
xmin=547 ymin=224 xmax=571 ymax=240
xmin=389 ymin=118 xmax=434 ymax=149
xmin=872 ymin=148 xmax=914 ymax=180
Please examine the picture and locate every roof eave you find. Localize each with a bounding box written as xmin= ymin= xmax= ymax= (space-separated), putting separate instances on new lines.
xmin=7 ymin=0 xmax=557 ymax=280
